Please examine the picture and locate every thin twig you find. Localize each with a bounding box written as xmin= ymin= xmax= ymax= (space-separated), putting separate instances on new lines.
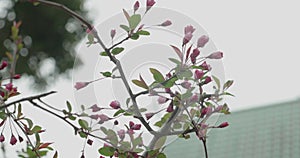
xmin=1 ymin=91 xmax=57 ymax=110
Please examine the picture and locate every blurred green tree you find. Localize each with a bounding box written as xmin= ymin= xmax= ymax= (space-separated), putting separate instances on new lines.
xmin=0 ymin=0 xmax=90 ymax=89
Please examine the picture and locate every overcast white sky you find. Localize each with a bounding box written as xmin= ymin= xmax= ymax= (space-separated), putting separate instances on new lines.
xmin=5 ymin=0 xmax=300 ymax=157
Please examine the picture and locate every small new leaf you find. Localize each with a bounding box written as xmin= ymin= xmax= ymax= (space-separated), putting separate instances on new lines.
xmin=111 ymin=47 xmax=124 ymax=55
xmin=101 ymin=71 xmax=112 ymax=77
xmin=129 ymin=14 xmax=141 ymax=30
xmin=120 ymin=25 xmax=130 ymax=32
xmin=138 ymin=30 xmax=150 ymax=36
xmin=150 ymin=68 xmax=165 ymax=83
xmin=98 ymin=146 xmax=115 ymax=156
xmin=78 ymin=119 xmax=89 ymax=130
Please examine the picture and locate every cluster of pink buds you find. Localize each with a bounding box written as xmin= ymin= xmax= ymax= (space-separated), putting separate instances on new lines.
xmin=0 ymin=119 xmax=24 ymax=145
xmin=127 ymin=121 xmax=142 ymax=135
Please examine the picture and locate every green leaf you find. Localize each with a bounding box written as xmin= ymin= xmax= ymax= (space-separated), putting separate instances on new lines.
xmin=157 ymin=153 xmax=167 ymax=158
xmin=17 ymin=103 xmax=22 ymax=119
xmin=119 ymin=141 xmax=131 ymax=151
xmin=132 ymin=136 xmax=143 ymax=148
xmin=122 ymin=9 xmax=130 ymax=22
xmin=223 ymin=80 xmax=234 ymax=90
xmin=98 ymin=146 xmax=115 ymax=156
xmin=138 ymin=30 xmax=150 ymax=35
xmin=66 ymin=101 xmax=72 ymax=112
xmin=31 ymin=126 xmax=42 ymax=133
xmin=68 ymin=115 xmax=76 ymax=121
xmin=154 ymin=136 xmax=167 ymax=149
xmin=150 ymin=68 xmax=165 ymax=83
xmin=100 ymin=51 xmax=108 ymax=56
xmin=111 ymin=47 xmax=124 ymax=55
xmin=107 ymin=129 xmax=118 ymax=146
xmin=212 ymin=75 xmax=221 ymax=90
xmin=81 ymin=105 xmax=85 ymax=111
xmin=129 ymin=14 xmax=141 ymax=30
xmin=168 ymin=58 xmax=181 ymax=65
xmin=120 ymin=25 xmax=130 ymax=32
xmin=113 ymin=109 xmax=125 ymax=117
xmin=53 ymin=151 xmax=58 ymax=158
xmin=87 ymin=34 xmax=94 ymax=43
xmin=130 ymin=33 xmax=139 ymax=40
xmin=78 ymin=119 xmax=89 ymax=130
xmin=223 ymin=92 xmax=235 ymax=97
xmin=79 ymin=131 xmax=87 ymax=138
xmin=101 ymin=71 xmax=112 ymax=77
xmin=162 ymin=77 xmax=178 ymax=88
xmin=132 ymin=80 xmax=148 ymax=89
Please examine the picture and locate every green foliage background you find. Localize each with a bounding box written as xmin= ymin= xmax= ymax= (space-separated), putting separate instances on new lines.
xmin=0 ymin=0 xmax=90 ymax=89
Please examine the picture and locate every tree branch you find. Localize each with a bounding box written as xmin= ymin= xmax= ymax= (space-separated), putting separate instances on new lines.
xmin=1 ymin=91 xmax=57 ymax=110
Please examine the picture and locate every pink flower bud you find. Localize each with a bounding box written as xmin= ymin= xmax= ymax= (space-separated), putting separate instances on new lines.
xmin=166 ymin=103 xmax=174 ymax=113
xmin=10 ymin=134 xmax=17 ymax=145
xmin=197 ymin=35 xmax=209 ymax=48
xmin=90 ymin=104 xmax=102 ymax=112
xmin=165 ymin=88 xmax=172 ymax=94
xmin=194 ymin=70 xmax=204 ymax=80
xmin=74 ymin=82 xmax=89 ymax=90
xmin=189 ymin=94 xmax=199 ymax=103
xmin=181 ymin=81 xmax=191 ymax=89
xmin=201 ymin=106 xmax=212 ymax=116
xmin=146 ymin=0 xmax=156 ymax=11
xmin=13 ymin=74 xmax=21 ymax=79
xmin=132 ymin=124 xmax=141 ymax=130
xmin=190 ymin=48 xmax=200 ymax=64
xmin=86 ymin=26 xmax=95 ymax=34
xmin=87 ymin=139 xmax=93 ymax=146
xmin=218 ymin=122 xmax=229 ymax=128
xmin=160 ymin=20 xmax=172 ymax=27
xmin=5 ymin=83 xmax=13 ymax=91
xmin=127 ymin=129 xmax=135 ymax=135
xmin=183 ymin=32 xmax=193 ymax=45
xmin=207 ymin=51 xmax=223 ymax=59
xmin=0 ymin=61 xmax=8 ymax=70
xmin=110 ymin=29 xmax=116 ymax=39
xmin=145 ymin=113 xmax=154 ymax=120
xmin=18 ymin=135 xmax=23 ymax=142
xmin=118 ymin=130 xmax=125 ymax=139
xmin=214 ymin=105 xmax=223 ymax=112
xmin=129 ymin=121 xmax=135 ymax=128
xmin=134 ymin=1 xmax=140 ymax=13
xmin=114 ymin=120 xmax=119 ymax=125
xmin=200 ymin=61 xmax=211 ymax=71
xmin=0 ymin=134 xmax=5 ymax=142
xmin=109 ymin=100 xmax=120 ymax=109
xmin=157 ymin=96 xmax=167 ymax=104
xmin=184 ymin=25 xmax=195 ymax=34
xmin=204 ymin=76 xmax=212 ymax=84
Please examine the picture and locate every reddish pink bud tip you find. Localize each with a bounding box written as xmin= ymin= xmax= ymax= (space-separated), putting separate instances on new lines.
xmin=109 ymin=100 xmax=120 ymax=109
xmin=166 ymin=103 xmax=174 ymax=113
xmin=13 ymin=74 xmax=21 ymax=79
xmin=134 ymin=1 xmax=140 ymax=12
xmin=160 ymin=20 xmax=172 ymax=27
xmin=74 ymin=82 xmax=89 ymax=90
xmin=218 ymin=122 xmax=229 ymax=128
xmin=118 ymin=129 xmax=125 ymax=139
xmin=145 ymin=113 xmax=154 ymax=120
xmin=157 ymin=96 xmax=167 ymax=104
xmin=184 ymin=25 xmax=195 ymax=34
xmin=10 ymin=135 xmax=17 ymax=145
xmin=0 ymin=61 xmax=8 ymax=70
xmin=0 ymin=134 xmax=5 ymax=142
xmin=87 ymin=139 xmax=93 ymax=146
xmin=194 ymin=70 xmax=204 ymax=80
xmin=207 ymin=51 xmax=223 ymax=59
xmin=204 ymin=76 xmax=212 ymax=84
xmin=110 ymin=29 xmax=116 ymax=39
xmin=18 ymin=135 xmax=24 ymax=142
xmin=90 ymin=104 xmax=102 ymax=112
xmin=190 ymin=48 xmax=200 ymax=64
xmin=200 ymin=61 xmax=212 ymax=71
xmin=183 ymin=32 xmax=193 ymax=45
xmin=146 ymin=0 xmax=156 ymax=10
xmin=197 ymin=35 xmax=209 ymax=48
